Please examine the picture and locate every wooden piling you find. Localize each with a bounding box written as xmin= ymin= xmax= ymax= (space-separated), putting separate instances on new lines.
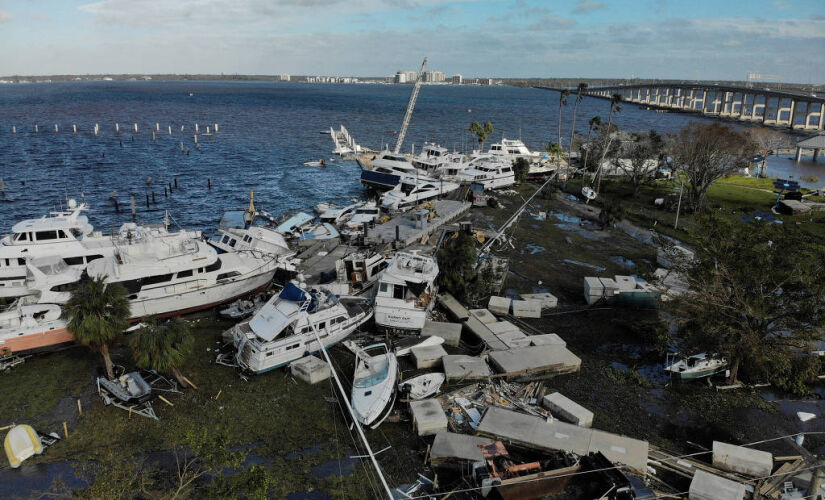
xmin=134 ymin=123 xmax=138 ymax=133
xmin=12 ymin=125 xmax=16 ymax=133
xmin=152 ymin=191 xmax=156 ymax=203
xmin=145 ymin=194 xmax=149 ymax=208
xmin=94 ymin=123 xmax=99 ymax=136
xmin=214 ymin=123 xmax=219 ymax=132
xmin=152 ymin=131 xmax=156 ymax=141
xmin=174 ymin=178 xmax=178 ymax=189
xmin=115 ymin=122 xmax=120 ymax=133
xmin=195 ymin=123 xmax=199 ymax=133
xmin=168 ymin=125 xmax=172 ymax=135
xmin=54 ymin=124 xmax=59 ymax=132
xmin=156 ymin=122 xmax=160 ymax=132
xmin=63 ymin=422 xmax=69 ymax=438
xmin=0 ymin=178 xmax=5 ymax=196
xmin=77 ymin=399 xmax=82 ymax=416
xmin=73 ymin=124 xmax=77 ymax=134
xmin=34 ymin=124 xmax=39 ymax=133
xmin=130 ymin=196 xmax=136 ymax=218
xmin=169 ymin=182 xmax=173 ymax=193
xmin=164 ymin=186 xmax=168 ymax=197
xmin=180 ymin=125 xmax=184 ymax=132
xmin=207 ymin=178 xmax=211 ymax=189
xmin=180 ymin=141 xmax=184 ymax=153
xmin=193 ymin=134 xmax=198 ymax=144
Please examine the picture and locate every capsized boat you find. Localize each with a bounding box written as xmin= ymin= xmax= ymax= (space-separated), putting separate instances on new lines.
xmin=4 ymin=425 xmax=43 ymax=468
xmin=346 ymin=341 xmax=398 ymax=429
xmin=374 ymin=251 xmax=438 ymax=334
xmin=221 ymin=282 xmax=373 ymax=374
xmin=209 ymin=210 xmax=297 ymax=265
xmin=393 ymin=335 xmax=444 ymax=357
xmin=339 ymin=202 xmax=381 ymax=240
xmin=399 ymin=372 xmax=445 ymax=400
xmin=664 ymin=352 xmax=728 ymax=381
xmin=274 ymin=212 xmax=314 ymax=237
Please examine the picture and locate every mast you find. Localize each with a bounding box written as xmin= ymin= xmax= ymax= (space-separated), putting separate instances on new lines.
xmin=394 ymin=57 xmax=427 ymax=154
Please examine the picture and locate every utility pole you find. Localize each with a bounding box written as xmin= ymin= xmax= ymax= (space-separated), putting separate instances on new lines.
xmin=674 ymin=177 xmax=684 ymax=230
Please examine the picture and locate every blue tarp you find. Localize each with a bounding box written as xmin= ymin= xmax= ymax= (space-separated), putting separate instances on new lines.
xmin=280 ymin=282 xmax=307 ymax=302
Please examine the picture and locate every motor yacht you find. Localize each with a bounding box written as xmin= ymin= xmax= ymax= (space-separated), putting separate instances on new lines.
xmin=373 ymin=251 xmax=438 ymax=333
xmin=0 ymin=302 xmax=71 ymax=355
xmin=379 ymin=178 xmax=459 ymax=212
xmin=221 ymin=282 xmax=373 ymax=374
xmin=359 ymin=151 xmax=432 ymax=191
xmin=347 ymin=341 xmax=398 ymax=429
xmin=452 ymin=156 xmax=516 ymax=189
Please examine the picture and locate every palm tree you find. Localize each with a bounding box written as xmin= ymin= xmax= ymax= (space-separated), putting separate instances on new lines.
xmin=65 ymin=277 xmax=130 ymax=380
xmin=582 ymin=115 xmax=602 ymax=178
xmin=130 ymin=318 xmax=194 ymax=388
xmin=568 ymin=83 xmax=588 ymax=166
xmin=557 ymin=89 xmax=570 ymax=151
xmin=469 ymin=121 xmax=494 ymax=152
xmin=594 ymin=94 xmax=623 ymax=193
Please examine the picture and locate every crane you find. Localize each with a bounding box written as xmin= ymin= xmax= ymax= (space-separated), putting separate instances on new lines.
xmin=394 ymin=57 xmax=427 ymax=154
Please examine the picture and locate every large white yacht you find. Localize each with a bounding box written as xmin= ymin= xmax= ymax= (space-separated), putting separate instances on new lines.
xmin=452 ymin=156 xmax=516 ymax=189
xmin=380 ymin=177 xmax=460 ymax=211
xmin=221 ymin=282 xmax=373 ymax=374
xmin=19 ymin=223 xmax=279 ymax=320
xmin=486 ymin=138 xmax=541 ymax=159
xmin=412 ymin=143 xmax=470 ymax=179
xmin=359 ymin=151 xmax=432 ymax=191
xmin=208 ymin=210 xmax=298 ymax=272
xmin=0 ymin=200 xmax=200 ymax=298
xmin=374 ymin=252 xmax=439 ymax=333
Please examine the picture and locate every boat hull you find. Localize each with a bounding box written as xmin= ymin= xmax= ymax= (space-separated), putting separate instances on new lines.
xmin=0 ymin=327 xmax=73 ymax=355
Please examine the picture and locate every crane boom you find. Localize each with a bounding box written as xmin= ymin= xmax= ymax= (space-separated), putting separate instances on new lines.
xmin=394 ymin=57 xmax=427 ymax=154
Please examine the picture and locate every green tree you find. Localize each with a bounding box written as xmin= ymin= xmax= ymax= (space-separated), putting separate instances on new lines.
xmin=666 ymin=214 xmax=825 ymax=389
xmin=469 ymin=121 xmax=494 ymax=151
xmin=614 ymin=131 xmax=663 ymax=195
xmin=171 ymin=425 xmax=245 ymax=499
xmin=129 ymin=318 xmax=194 ymax=388
xmin=65 ymin=277 xmax=130 ymax=380
xmin=668 ymin=123 xmax=756 ymax=212
xmin=581 ymin=115 xmax=602 ymax=172
xmin=512 ymin=157 xmax=530 ymax=184
xmin=436 ymin=232 xmax=479 ymax=302
xmin=557 ymin=88 xmax=570 ymax=150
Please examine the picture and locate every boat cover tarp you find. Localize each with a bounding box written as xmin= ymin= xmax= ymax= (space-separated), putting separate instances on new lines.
xmin=280 ymin=282 xmax=307 ymax=302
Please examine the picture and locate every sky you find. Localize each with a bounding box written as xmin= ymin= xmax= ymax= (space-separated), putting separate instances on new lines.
xmin=0 ymin=0 xmax=823 ymax=82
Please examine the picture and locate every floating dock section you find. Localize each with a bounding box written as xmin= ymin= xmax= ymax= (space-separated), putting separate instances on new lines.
xmin=476 ymin=406 xmax=648 ymax=474
xmin=365 ymin=200 xmax=471 ymax=247
xmin=489 ymin=345 xmax=581 ymax=378
xmin=429 ymin=431 xmax=491 ymax=465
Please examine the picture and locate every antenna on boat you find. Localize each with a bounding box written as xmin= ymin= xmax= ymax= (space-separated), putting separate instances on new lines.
xmin=245 ymin=190 xmax=256 ymax=227
xmin=311 ymin=331 xmax=394 ymax=499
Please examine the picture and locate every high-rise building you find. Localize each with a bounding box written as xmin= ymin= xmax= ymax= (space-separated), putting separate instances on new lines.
xmin=278 ymin=74 xmax=290 ymax=82
xmin=451 ymin=74 xmax=463 ymax=84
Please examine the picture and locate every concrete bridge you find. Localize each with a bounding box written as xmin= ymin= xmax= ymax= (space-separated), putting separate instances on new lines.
xmin=570 ymin=84 xmax=825 ymax=131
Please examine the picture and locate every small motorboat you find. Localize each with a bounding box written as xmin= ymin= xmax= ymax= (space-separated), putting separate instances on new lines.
xmin=4 ymin=424 xmax=43 ymax=468
xmin=97 ymin=372 xmax=154 ymax=404
xmin=394 ymin=335 xmax=445 ymax=357
xmin=274 ymin=212 xmax=314 ymax=237
xmin=219 ymin=295 xmax=265 ymax=320
xmin=664 ymin=353 xmax=728 ymax=381
xmin=581 ymin=186 xmax=597 ymax=201
xmin=303 ymin=159 xmax=326 ymax=167
xmin=399 ymin=373 xmax=445 ymax=400
xmin=347 ymin=342 xmax=398 ymax=429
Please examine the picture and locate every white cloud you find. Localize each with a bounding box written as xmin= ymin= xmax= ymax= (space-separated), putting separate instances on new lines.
xmin=572 ymin=1 xmax=605 ymax=15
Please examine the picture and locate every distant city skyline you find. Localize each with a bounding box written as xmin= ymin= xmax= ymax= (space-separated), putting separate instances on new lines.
xmin=0 ymin=0 xmax=823 ymax=83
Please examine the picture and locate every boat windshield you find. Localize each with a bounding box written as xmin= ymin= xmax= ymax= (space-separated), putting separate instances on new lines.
xmin=353 ymin=363 xmax=388 ymax=388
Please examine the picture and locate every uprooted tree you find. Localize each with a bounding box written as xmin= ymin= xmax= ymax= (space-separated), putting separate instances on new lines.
xmin=665 ymin=214 xmax=825 ymax=392
xmin=668 ymin=123 xmax=756 ymax=212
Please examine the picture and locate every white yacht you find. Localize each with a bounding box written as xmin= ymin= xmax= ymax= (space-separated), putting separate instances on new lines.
xmin=359 ymin=151 xmax=432 ymax=191
xmin=0 ymin=200 xmax=199 ymax=298
xmin=19 ymin=225 xmax=280 ymax=320
xmin=221 ymin=282 xmax=373 ymax=374
xmin=0 ymin=302 xmax=71 ymax=355
xmin=380 ymin=177 xmax=460 ymax=211
xmin=374 ymin=252 xmax=438 ymax=333
xmin=486 ymin=138 xmax=541 ymax=159
xmin=209 ymin=210 xmax=298 ymax=272
xmin=347 ymin=341 xmax=398 ymax=429
xmin=452 ymin=156 xmax=516 ymax=189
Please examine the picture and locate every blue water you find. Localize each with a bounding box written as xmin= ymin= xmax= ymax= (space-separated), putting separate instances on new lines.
xmin=1 ymin=80 xmax=805 ymax=233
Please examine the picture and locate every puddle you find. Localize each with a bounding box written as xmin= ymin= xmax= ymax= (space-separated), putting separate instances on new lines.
xmin=286 ymin=443 xmax=323 ymax=459
xmin=552 ymin=213 xmax=582 ymax=224
xmin=524 ymin=244 xmax=546 ymax=255
xmin=562 ymin=259 xmax=606 ymax=272
xmin=310 ymin=456 xmax=357 ymax=479
xmin=0 ymin=461 xmax=87 ymax=495
xmin=611 ymin=256 xmax=636 ymax=268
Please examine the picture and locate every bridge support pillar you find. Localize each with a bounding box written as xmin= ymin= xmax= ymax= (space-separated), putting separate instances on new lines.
xmin=795 ymin=147 xmax=803 ymax=162
xmin=787 ymin=99 xmax=797 ymax=129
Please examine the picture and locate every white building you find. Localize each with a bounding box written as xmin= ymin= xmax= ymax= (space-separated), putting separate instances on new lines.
xmin=451 ymin=74 xmax=463 ymax=84
xmin=278 ymin=74 xmax=291 ymax=82
xmin=423 ymin=71 xmax=445 ymax=83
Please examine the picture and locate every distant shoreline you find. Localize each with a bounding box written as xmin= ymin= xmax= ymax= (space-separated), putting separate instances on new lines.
xmin=0 ymin=74 xmax=820 ymax=92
